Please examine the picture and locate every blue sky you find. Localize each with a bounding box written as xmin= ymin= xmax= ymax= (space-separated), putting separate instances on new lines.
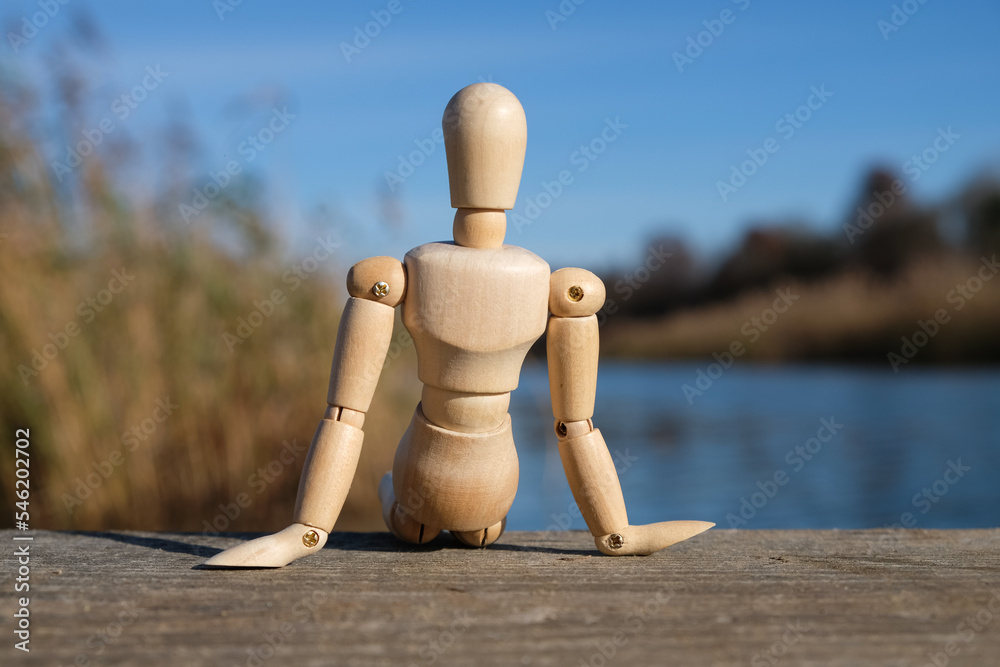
xmin=4 ymin=0 xmax=999 ymax=270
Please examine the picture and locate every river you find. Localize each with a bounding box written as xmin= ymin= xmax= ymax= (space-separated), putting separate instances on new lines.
xmin=505 ymin=361 xmax=999 ymax=531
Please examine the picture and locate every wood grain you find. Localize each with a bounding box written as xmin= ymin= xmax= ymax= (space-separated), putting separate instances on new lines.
xmin=402 ymin=241 xmax=549 ymax=393
xmin=546 ymin=314 xmax=600 ymax=423
xmin=556 ymin=427 xmax=628 ymax=536
xmin=442 ymin=83 xmax=527 ymax=210
xmin=548 ymin=267 xmax=606 ymax=318
xmin=345 ymin=256 xmax=406 ymax=307
xmin=5 ymin=529 xmax=998 ymax=666
xmin=420 ymin=385 xmax=510 ymax=434
xmin=391 ymin=407 xmax=518 ymax=532
xmin=293 ymin=418 xmax=364 ymax=531
xmin=452 ymin=208 xmax=506 ymax=249
xmin=325 ymin=296 xmax=395 ymax=412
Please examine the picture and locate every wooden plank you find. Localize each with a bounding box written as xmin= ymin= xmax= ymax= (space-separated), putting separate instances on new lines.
xmin=3 ymin=529 xmax=999 ymax=666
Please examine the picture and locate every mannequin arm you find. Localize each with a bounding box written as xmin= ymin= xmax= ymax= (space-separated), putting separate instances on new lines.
xmin=204 ymin=256 xmax=404 ymax=567
xmin=546 ymin=268 xmax=713 ymax=556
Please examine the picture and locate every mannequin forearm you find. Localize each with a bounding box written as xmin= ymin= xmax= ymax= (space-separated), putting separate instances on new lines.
xmin=295 ymin=296 xmax=395 ymax=531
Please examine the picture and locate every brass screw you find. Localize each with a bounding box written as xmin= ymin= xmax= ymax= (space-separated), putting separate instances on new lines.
xmin=607 ymin=533 xmax=624 ymax=550
xmin=302 ymin=530 xmax=320 ymax=548
xmin=372 ymin=281 xmax=390 ymax=298
xmin=567 ymin=285 xmax=584 ymax=302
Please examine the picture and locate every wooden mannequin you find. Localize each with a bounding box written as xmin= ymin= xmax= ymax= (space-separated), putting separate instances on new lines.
xmin=205 ymin=83 xmax=712 ymax=568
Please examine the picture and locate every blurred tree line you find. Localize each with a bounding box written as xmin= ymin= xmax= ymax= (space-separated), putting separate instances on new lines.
xmin=597 ymin=167 xmax=1000 ymax=363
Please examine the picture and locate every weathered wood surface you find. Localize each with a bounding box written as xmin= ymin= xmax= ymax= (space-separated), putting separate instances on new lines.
xmin=3 ymin=529 xmax=999 ymax=666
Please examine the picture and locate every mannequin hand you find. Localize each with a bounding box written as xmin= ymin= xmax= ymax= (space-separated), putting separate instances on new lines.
xmin=203 ymin=523 xmax=328 ymax=568
xmin=595 ymin=520 xmax=714 ymax=556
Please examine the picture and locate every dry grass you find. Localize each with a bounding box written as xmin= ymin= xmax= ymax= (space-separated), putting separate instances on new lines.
xmin=0 ymin=69 xmax=417 ymax=533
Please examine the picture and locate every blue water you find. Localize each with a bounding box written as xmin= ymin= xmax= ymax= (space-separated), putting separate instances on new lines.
xmin=506 ymin=362 xmax=1000 ymax=531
